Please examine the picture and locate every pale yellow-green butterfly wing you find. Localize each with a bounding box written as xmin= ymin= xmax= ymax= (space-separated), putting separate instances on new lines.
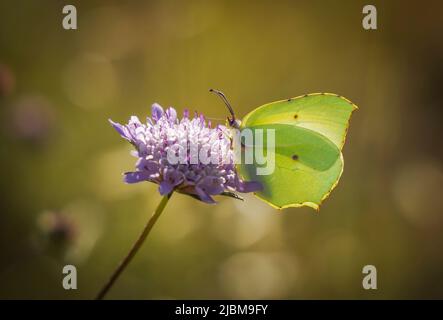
xmin=238 ymin=93 xmax=357 ymax=210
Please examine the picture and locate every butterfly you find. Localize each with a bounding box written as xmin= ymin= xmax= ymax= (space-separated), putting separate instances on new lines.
xmin=210 ymin=89 xmax=357 ymax=210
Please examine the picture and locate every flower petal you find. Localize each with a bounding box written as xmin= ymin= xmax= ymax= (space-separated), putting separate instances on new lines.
xmin=165 ymin=107 xmax=177 ymax=122
xmin=237 ymin=180 xmax=263 ymax=193
xmin=151 ymin=103 xmax=164 ymax=121
xmin=164 ymin=169 xmax=184 ymax=187
xmin=136 ymin=158 xmax=160 ymax=175
xmin=197 ymin=176 xmax=225 ymax=195
xmin=195 ymin=186 xmax=216 ymax=204
xmin=159 ymin=181 xmax=174 ymax=195
xmin=109 ymin=119 xmax=132 ymax=142
xmin=123 ymin=171 xmax=151 ymax=184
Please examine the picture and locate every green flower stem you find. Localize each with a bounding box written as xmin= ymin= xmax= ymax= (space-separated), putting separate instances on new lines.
xmin=95 ymin=193 xmax=172 ymax=300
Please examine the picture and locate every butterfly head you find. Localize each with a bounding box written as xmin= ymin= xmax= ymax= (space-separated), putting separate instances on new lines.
xmin=228 ymin=117 xmax=241 ymax=129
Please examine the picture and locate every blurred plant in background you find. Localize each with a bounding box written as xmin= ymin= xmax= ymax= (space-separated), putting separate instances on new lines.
xmin=0 ymin=63 xmax=15 ymax=97
xmin=0 ymin=0 xmax=442 ymax=299
xmin=8 ymin=96 xmax=55 ymax=145
xmin=34 ymin=201 xmax=104 ymax=264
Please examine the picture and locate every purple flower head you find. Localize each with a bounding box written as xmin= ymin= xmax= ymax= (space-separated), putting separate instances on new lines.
xmin=109 ymin=103 xmax=262 ymax=203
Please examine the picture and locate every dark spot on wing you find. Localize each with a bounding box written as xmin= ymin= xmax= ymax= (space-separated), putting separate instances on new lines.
xmin=293 ymin=114 xmax=298 ymax=119
xmin=292 ymin=154 xmax=298 ymax=160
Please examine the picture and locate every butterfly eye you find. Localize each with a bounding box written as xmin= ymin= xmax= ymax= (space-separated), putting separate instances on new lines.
xmin=293 ymin=114 xmax=298 ymax=119
xmin=292 ymin=154 xmax=299 ymax=161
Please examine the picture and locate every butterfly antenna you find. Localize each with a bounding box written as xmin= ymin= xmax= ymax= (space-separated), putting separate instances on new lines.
xmin=209 ymin=89 xmax=236 ymax=120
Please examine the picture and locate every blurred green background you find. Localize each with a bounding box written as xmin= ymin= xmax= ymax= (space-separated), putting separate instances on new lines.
xmin=0 ymin=0 xmax=442 ymax=299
